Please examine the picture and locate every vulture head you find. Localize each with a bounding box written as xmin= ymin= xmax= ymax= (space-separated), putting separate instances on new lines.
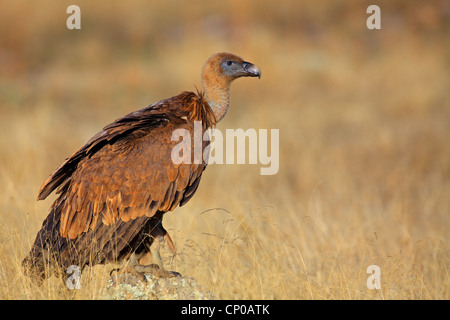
xmin=201 ymin=52 xmax=261 ymax=122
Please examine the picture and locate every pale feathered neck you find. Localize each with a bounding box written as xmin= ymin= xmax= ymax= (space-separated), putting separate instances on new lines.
xmin=202 ymin=84 xmax=230 ymax=123
xmin=201 ymin=61 xmax=232 ymax=123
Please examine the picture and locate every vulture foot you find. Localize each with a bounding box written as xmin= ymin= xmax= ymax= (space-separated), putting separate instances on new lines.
xmin=111 ymin=236 xmax=181 ymax=281
xmin=136 ymin=264 xmax=181 ymax=278
xmin=111 ymin=262 xmax=181 ymax=280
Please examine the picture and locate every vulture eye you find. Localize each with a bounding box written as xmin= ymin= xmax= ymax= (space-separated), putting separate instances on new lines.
xmin=226 ymin=61 xmax=233 ymax=66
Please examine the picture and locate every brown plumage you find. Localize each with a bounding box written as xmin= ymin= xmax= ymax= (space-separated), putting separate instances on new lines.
xmin=23 ymin=52 xmax=261 ymax=281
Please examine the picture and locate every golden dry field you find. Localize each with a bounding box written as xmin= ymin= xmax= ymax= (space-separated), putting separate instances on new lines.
xmin=0 ymin=0 xmax=448 ymax=299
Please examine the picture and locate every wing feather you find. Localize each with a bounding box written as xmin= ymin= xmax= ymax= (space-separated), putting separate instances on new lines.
xmin=38 ymin=92 xmax=214 ymax=240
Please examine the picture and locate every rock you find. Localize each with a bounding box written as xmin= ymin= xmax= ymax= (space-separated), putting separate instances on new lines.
xmin=102 ymin=273 xmax=215 ymax=300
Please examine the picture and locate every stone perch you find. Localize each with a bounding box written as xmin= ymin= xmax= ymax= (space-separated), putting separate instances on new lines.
xmin=102 ymin=273 xmax=215 ymax=300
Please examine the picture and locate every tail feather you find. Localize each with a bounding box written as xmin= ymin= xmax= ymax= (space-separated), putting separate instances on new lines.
xmin=22 ymin=200 xmax=154 ymax=283
xmin=22 ymin=205 xmax=66 ymax=281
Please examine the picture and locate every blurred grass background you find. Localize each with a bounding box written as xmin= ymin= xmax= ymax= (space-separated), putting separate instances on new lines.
xmin=0 ymin=0 xmax=449 ymax=299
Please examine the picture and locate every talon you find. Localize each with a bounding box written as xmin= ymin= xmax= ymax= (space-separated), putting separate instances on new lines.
xmin=169 ymin=271 xmax=182 ymax=278
xmin=154 ymin=269 xmax=182 ymax=278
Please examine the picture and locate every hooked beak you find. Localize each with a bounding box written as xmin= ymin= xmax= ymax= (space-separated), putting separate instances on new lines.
xmin=242 ymin=61 xmax=261 ymax=79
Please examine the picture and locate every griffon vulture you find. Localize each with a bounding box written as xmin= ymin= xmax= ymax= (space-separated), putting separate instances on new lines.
xmin=23 ymin=52 xmax=261 ymax=281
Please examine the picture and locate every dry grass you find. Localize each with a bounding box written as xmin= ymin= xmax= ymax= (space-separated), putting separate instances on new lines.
xmin=0 ymin=0 xmax=448 ymax=299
